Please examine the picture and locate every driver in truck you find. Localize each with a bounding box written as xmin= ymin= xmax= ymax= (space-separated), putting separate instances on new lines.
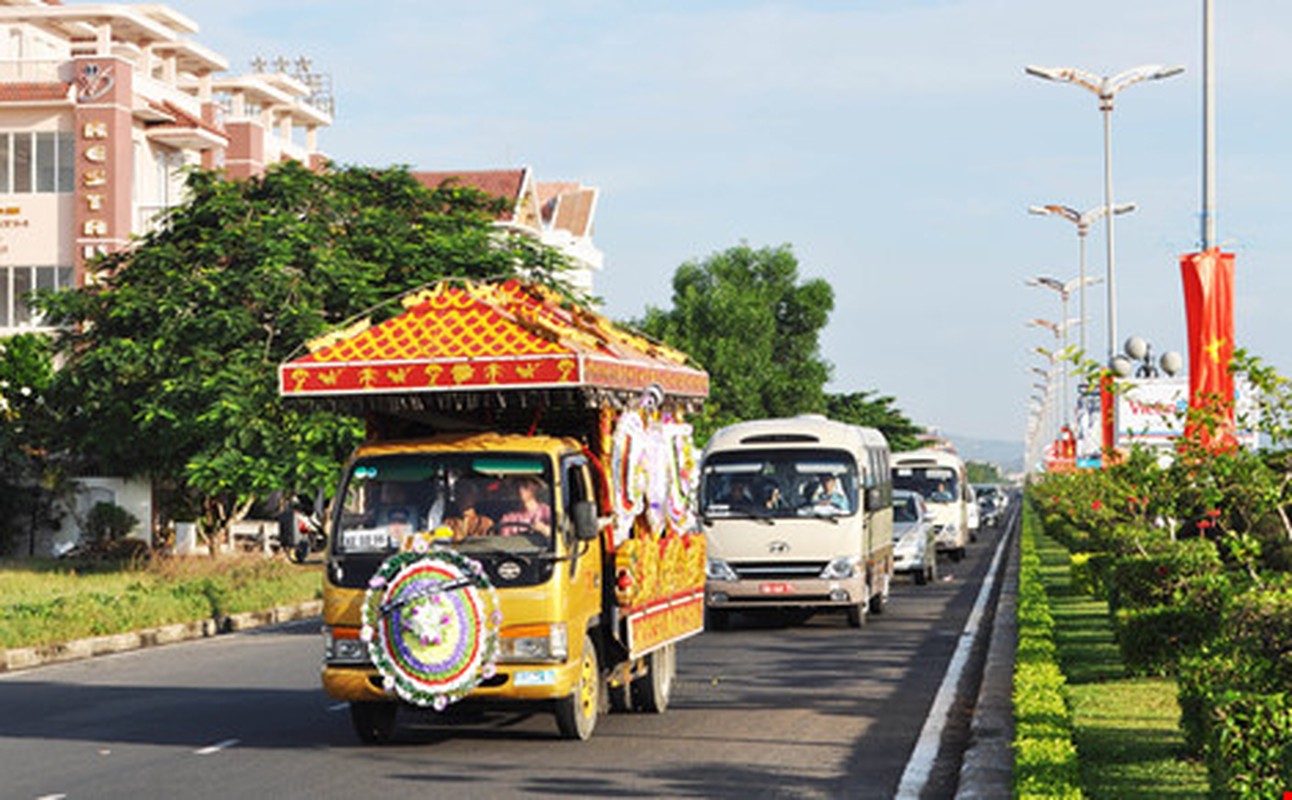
xmin=498 ymin=476 xmax=552 ymax=537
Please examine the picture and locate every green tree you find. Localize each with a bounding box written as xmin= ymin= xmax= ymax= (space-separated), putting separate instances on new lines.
xmin=966 ymin=461 xmax=1003 ymax=484
xmin=0 ymin=333 xmax=59 ymax=555
xmin=639 ymin=243 xmax=833 ymax=441
xmin=35 ymin=162 xmax=571 ymax=547
xmin=825 ymin=390 xmax=924 ymax=452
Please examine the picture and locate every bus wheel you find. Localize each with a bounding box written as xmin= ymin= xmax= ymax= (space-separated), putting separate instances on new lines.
xmin=632 ymin=642 xmax=675 ymax=713
xmin=706 ymin=608 xmax=731 ymax=631
xmin=868 ymin=574 xmax=889 ymax=615
xmin=846 ymin=582 xmax=868 ymax=627
xmin=350 ymin=701 xmax=398 ymax=744
xmin=555 ymin=635 xmax=601 ymax=740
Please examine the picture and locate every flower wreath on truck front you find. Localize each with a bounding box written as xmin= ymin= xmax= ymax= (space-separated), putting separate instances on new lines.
xmin=361 ymin=536 xmax=502 ymax=711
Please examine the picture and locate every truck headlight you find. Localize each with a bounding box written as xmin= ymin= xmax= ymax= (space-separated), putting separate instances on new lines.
xmin=323 ymin=626 xmax=370 ymax=665
xmin=819 ymin=555 xmax=860 ymax=580
xmin=498 ymin=623 xmax=569 ymax=663
xmin=706 ymin=557 xmax=739 ymax=582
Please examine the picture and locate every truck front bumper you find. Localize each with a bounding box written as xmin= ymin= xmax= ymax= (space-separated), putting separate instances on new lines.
xmin=322 ymin=659 xmax=583 ymax=705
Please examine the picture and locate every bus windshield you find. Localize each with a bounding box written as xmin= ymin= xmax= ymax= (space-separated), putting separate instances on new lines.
xmin=892 ymin=466 xmax=959 ymax=503
xmin=700 ymin=448 xmax=858 ymax=519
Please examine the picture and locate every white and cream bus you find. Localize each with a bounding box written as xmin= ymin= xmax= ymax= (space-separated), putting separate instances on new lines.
xmin=699 ymin=415 xmax=894 ymax=629
xmin=891 ymin=448 xmax=970 ymax=561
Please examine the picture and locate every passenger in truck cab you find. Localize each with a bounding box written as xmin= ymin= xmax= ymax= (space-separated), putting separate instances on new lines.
xmin=443 ymin=480 xmax=494 ymax=541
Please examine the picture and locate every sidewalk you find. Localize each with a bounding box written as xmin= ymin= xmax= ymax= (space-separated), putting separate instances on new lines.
xmin=956 ymin=507 xmax=1019 ymax=799
xmin=0 ymin=599 xmax=322 ymax=673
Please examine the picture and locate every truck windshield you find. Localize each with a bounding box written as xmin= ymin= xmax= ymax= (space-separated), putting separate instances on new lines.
xmin=893 ymin=466 xmax=959 ymax=504
xmin=700 ymin=448 xmax=858 ymax=519
xmin=334 ymin=453 xmax=556 ymax=556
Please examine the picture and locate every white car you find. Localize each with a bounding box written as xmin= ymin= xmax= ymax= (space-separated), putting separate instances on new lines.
xmin=966 ymin=483 xmax=981 ymax=542
xmin=892 ymin=489 xmax=937 ymax=585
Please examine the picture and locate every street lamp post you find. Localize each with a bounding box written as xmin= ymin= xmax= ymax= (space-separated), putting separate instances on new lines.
xmin=1030 ymin=318 xmax=1078 ymax=431
xmin=1025 ymin=64 xmax=1184 ymax=365
xmin=1027 ymin=275 xmax=1096 ymax=427
xmin=1028 ymin=203 xmax=1134 ymax=357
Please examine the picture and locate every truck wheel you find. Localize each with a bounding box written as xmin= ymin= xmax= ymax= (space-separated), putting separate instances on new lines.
xmin=846 ymin=601 xmax=867 ymax=628
xmin=350 ymin=701 xmax=398 ymax=744
xmin=913 ymin=565 xmax=928 ymax=586
xmin=632 ymin=642 xmax=675 ymax=714
xmin=554 ymin=635 xmax=601 ymax=740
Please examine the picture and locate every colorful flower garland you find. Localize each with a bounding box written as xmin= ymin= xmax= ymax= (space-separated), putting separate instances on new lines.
xmin=361 ymin=547 xmax=501 ymax=710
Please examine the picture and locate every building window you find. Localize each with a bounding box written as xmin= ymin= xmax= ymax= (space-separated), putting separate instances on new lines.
xmin=0 ymin=265 xmax=74 ymax=329
xmin=0 ymin=131 xmax=74 ymax=194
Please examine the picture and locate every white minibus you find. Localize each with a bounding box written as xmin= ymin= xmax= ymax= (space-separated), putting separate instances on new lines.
xmin=699 ymin=415 xmax=894 ymax=628
xmin=891 ymin=448 xmax=970 ymax=561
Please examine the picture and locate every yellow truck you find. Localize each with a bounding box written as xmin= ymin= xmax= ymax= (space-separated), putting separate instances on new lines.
xmin=279 ymin=279 xmax=709 ymax=742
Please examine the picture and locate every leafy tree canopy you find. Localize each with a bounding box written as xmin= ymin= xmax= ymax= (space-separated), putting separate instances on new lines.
xmin=638 ymin=243 xmax=834 ymax=441
xmin=825 ymin=390 xmax=925 ymax=452
xmin=34 ymin=161 xmax=572 ymax=535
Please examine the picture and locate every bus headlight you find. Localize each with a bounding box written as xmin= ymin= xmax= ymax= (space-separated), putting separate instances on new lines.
xmin=706 ymin=558 xmax=739 ymax=582
xmin=819 ymin=555 xmax=860 ymax=580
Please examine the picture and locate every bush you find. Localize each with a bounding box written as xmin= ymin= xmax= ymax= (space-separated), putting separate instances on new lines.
xmin=1175 ymin=580 xmax=1292 ymax=795
xmin=85 ymin=501 xmax=139 ymax=545
xmin=1205 ymin=691 xmax=1292 ymax=799
xmin=1106 ymin=538 xmax=1223 ymax=613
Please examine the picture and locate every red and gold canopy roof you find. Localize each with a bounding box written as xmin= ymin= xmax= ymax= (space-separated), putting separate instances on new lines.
xmin=278 ymin=280 xmax=708 ymax=403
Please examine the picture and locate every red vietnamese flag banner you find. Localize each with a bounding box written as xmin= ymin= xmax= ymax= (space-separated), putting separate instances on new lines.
xmin=1180 ymin=248 xmax=1236 ymax=439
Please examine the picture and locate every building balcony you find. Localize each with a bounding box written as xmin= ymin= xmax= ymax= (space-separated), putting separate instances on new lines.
xmin=0 ymin=59 xmax=73 ymax=84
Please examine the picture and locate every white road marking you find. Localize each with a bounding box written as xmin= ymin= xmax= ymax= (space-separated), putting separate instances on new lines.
xmin=36 ymin=794 xmax=67 ymax=800
xmin=194 ymin=738 xmax=240 ymax=755
xmin=327 ymin=702 xmax=348 ymax=712
xmin=895 ymin=513 xmax=1013 ymax=799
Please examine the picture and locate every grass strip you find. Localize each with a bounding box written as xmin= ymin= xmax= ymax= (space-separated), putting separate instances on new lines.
xmin=1031 ymin=523 xmax=1208 ymax=799
xmin=0 ymin=556 xmax=322 ymax=649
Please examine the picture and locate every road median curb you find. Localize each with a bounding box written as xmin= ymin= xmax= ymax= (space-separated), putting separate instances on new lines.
xmin=0 ymin=599 xmax=322 ymax=673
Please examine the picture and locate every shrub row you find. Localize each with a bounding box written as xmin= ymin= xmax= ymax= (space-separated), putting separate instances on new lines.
xmin=1177 ymin=578 xmax=1292 ymax=797
xmin=1036 ymin=486 xmax=1292 ymax=798
xmin=1014 ymin=499 xmax=1083 ymax=800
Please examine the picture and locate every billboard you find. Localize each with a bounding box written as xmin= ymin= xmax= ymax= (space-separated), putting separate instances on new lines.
xmin=1116 ymin=376 xmax=1258 ymax=452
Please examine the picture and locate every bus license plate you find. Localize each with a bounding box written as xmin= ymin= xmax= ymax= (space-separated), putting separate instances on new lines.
xmin=759 ymin=582 xmax=794 ymax=595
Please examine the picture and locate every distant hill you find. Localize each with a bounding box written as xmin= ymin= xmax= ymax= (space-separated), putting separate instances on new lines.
xmin=943 ymin=433 xmax=1023 ymax=476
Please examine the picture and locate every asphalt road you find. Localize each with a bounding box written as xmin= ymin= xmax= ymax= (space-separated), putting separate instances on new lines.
xmin=0 ymin=513 xmax=1013 ymax=800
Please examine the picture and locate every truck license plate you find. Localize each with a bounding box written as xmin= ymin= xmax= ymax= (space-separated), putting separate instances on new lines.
xmin=759 ymin=582 xmax=794 ymax=595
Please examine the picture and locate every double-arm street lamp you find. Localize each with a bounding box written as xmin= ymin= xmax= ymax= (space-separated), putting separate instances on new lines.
xmin=1025 ymin=64 xmax=1184 ymax=365
xmin=1029 ymin=317 xmax=1080 ymax=427
xmin=1028 ymin=203 xmax=1134 ymax=356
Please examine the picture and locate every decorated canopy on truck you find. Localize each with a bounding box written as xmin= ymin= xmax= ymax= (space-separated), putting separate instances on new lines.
xmin=278 ymin=279 xmax=708 ymax=405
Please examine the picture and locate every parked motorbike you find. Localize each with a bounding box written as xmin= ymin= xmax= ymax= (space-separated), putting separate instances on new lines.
xmin=278 ymin=491 xmax=327 ymax=563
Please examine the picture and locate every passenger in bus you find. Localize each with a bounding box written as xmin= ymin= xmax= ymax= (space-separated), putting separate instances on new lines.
xmin=812 ymin=474 xmax=849 ymax=511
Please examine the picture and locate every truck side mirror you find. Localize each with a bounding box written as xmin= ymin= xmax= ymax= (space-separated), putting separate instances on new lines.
xmin=572 ymin=500 xmax=599 ymax=541
xmin=865 ymin=486 xmax=884 ymax=511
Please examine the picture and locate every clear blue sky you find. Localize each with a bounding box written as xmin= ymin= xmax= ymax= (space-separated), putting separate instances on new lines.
xmin=159 ymin=0 xmax=1292 ymax=444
